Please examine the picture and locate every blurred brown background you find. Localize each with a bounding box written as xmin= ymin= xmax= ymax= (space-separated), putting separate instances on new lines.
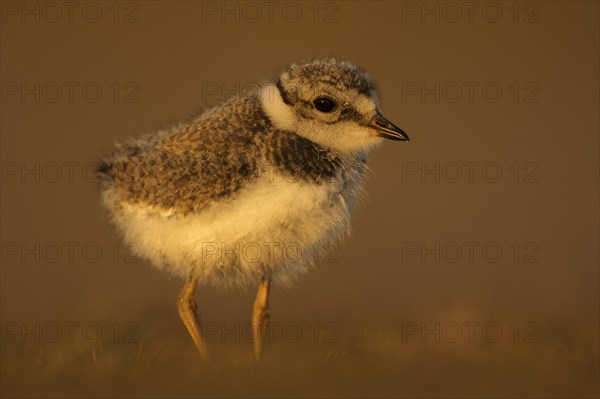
xmin=1 ymin=1 xmax=598 ymax=397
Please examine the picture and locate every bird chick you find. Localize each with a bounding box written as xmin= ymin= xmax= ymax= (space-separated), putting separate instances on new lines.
xmin=96 ymin=58 xmax=409 ymax=362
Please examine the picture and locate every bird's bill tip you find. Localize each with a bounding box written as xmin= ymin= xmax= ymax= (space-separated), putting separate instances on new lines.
xmin=369 ymin=113 xmax=410 ymax=142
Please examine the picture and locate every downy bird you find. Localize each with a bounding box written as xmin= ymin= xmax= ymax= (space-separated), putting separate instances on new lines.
xmin=97 ymin=59 xmax=409 ymax=362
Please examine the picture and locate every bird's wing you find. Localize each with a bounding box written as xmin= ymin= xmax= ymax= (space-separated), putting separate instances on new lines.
xmin=97 ymin=125 xmax=263 ymax=216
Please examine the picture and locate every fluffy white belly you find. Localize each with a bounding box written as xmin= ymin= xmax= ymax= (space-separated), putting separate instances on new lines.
xmin=103 ymin=173 xmax=353 ymax=286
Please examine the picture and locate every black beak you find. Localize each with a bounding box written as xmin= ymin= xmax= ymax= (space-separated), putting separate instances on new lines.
xmin=368 ymin=112 xmax=410 ymax=141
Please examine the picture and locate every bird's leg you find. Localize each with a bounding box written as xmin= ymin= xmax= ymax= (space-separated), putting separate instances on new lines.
xmin=252 ymin=275 xmax=271 ymax=363
xmin=177 ymin=275 xmax=210 ymax=362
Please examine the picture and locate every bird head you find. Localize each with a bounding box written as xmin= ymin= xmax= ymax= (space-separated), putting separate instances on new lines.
xmin=261 ymin=58 xmax=409 ymax=154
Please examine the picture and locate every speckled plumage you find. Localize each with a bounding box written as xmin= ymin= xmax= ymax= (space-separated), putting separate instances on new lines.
xmin=97 ymin=58 xmax=405 ymax=288
xmin=98 ymin=95 xmax=365 ymax=217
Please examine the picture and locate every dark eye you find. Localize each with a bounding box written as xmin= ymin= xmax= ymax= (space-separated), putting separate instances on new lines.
xmin=313 ymin=97 xmax=336 ymax=113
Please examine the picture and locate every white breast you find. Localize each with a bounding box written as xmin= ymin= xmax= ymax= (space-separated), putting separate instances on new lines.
xmin=103 ymin=172 xmax=358 ymax=287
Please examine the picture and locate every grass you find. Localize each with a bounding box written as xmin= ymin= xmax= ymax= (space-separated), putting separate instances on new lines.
xmin=1 ymin=316 xmax=598 ymax=398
